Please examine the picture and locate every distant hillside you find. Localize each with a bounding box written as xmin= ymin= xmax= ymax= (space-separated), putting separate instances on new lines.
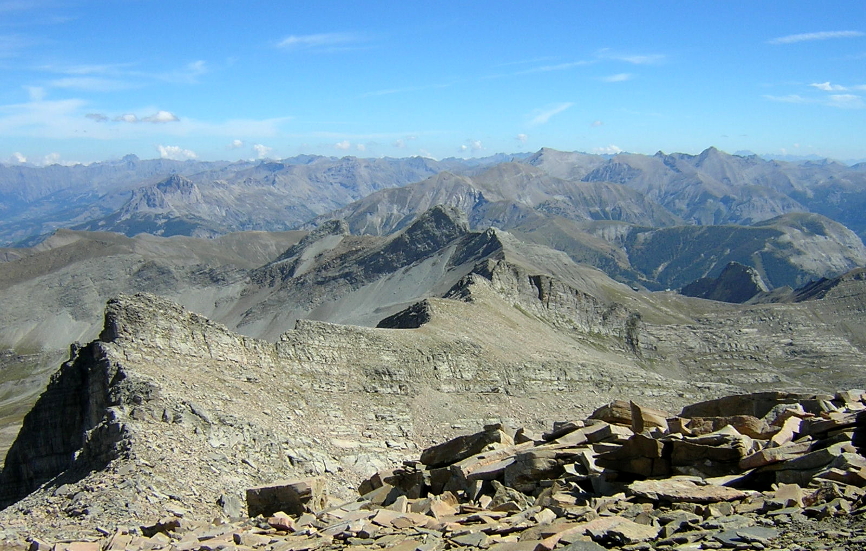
xmin=0 ymin=154 xmax=516 ymax=246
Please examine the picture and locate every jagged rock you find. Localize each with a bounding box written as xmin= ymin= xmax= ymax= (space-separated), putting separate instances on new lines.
xmin=739 ymin=441 xmax=812 ymax=470
xmin=630 ymin=401 xmax=670 ymax=433
xmin=582 ymin=515 xmax=660 ymax=545
xmin=589 ymin=400 xmax=633 ymax=426
xmin=420 ymin=425 xmax=514 ymax=469
xmin=596 ymin=434 xmax=669 ymax=477
xmin=245 ymin=478 xmax=327 ymax=517
xmin=681 ymin=392 xmax=833 ymax=419
xmin=503 ymin=449 xmax=563 ymax=493
xmin=681 ymin=415 xmax=775 ymax=439
xmin=680 ymin=261 xmax=769 ymax=303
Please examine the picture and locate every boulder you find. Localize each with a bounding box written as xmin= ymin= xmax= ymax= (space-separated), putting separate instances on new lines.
xmin=420 ymin=424 xmax=514 ymax=468
xmin=246 ymin=477 xmax=327 ymax=517
xmin=628 ymin=478 xmax=748 ymax=503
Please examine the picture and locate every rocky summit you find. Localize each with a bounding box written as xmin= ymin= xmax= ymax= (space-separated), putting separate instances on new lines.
xmin=5 ymin=381 xmax=866 ymax=550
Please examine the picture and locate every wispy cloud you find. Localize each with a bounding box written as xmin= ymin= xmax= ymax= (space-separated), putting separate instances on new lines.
xmin=528 ymin=102 xmax=574 ymax=126
xmin=810 ymin=81 xmax=847 ymax=91
xmin=494 ymin=56 xmax=558 ymax=68
xmin=827 ymin=94 xmax=865 ymax=109
xmin=38 ymin=60 xmax=208 ymax=88
xmin=0 ymin=34 xmax=35 ymax=58
xmin=516 ymin=133 xmax=528 ymax=144
xmin=49 ymin=77 xmax=135 ymax=92
xmin=600 ymin=73 xmax=633 ymax=82
xmin=276 ymin=32 xmax=363 ymax=51
xmin=768 ymin=30 xmax=864 ymax=45
xmin=597 ymin=49 xmax=665 ymax=65
xmin=152 ymin=60 xmax=207 ymax=84
xmin=764 ymin=93 xmax=864 ymax=109
xmin=90 ymin=110 xmax=180 ymax=124
xmin=763 ymin=94 xmax=813 ymax=104
xmin=362 ymin=82 xmax=452 ymax=97
xmin=810 ymin=81 xmax=866 ymax=92
xmin=514 ymin=60 xmax=593 ymax=76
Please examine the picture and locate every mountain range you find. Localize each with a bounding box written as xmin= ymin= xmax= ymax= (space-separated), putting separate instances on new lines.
xmin=2 ymin=142 xmax=866 ymax=537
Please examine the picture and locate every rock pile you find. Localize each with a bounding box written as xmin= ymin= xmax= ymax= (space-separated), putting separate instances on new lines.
xmin=21 ymin=390 xmax=866 ymax=550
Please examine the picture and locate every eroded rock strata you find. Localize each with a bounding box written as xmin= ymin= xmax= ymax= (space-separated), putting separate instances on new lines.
xmin=2 ymin=256 xmax=866 ymax=546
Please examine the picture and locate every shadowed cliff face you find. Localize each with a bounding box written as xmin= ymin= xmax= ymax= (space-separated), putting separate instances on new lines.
xmin=0 ymin=341 xmax=130 ymax=508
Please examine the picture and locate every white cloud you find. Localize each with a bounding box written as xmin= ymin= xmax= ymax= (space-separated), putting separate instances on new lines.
xmin=335 ymin=140 xmax=351 ymax=150
xmin=516 ymin=133 xmax=528 ymax=143
xmin=392 ymin=139 xmax=405 ymax=148
xmin=460 ymin=140 xmax=484 ymax=154
xmin=8 ymin=152 xmax=26 ymax=164
xmin=229 ymin=139 xmax=244 ymax=149
xmin=110 ymin=111 xmax=180 ymax=124
xmin=810 ymin=81 xmax=847 ymax=91
xmin=768 ymin=30 xmax=865 ymax=45
xmin=253 ymin=143 xmax=272 ymax=158
xmin=277 ymin=32 xmax=360 ymax=50
xmin=828 ymin=94 xmax=865 ymax=109
xmin=591 ymin=120 xmax=604 ymax=127
xmin=157 ymin=145 xmax=197 ymax=160
xmin=142 ymin=110 xmax=180 ymax=123
xmin=356 ymin=143 xmax=366 ymax=152
xmin=600 ymin=73 xmax=633 ymax=82
xmin=593 ymin=145 xmax=623 ymax=155
xmin=141 ymin=111 xmax=180 ymax=123
xmin=38 ymin=153 xmax=77 ymax=166
xmin=528 ymin=102 xmax=574 ymax=126
xmin=0 ymin=95 xmax=291 ymax=145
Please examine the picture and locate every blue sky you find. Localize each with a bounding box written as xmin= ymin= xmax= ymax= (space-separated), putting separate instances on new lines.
xmin=1 ymin=0 xmax=864 ymax=165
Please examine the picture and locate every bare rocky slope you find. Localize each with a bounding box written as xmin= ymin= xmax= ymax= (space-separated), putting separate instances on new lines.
xmin=2 ymin=210 xmax=866 ymax=540
xmin=305 ymin=168 xmax=866 ymax=291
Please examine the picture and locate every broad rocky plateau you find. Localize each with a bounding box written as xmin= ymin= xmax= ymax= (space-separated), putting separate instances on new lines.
xmin=1 ymin=149 xmax=866 ymax=549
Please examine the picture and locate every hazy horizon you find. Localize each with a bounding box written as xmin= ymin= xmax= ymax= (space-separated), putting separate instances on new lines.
xmin=1 ymin=1 xmax=864 ymax=165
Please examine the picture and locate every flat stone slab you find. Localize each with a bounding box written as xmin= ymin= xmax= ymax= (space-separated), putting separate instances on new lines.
xmin=628 ymin=478 xmax=748 ymax=503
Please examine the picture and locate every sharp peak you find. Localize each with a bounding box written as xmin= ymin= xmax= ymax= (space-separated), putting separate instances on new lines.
xmin=401 ymin=204 xmax=469 ymax=235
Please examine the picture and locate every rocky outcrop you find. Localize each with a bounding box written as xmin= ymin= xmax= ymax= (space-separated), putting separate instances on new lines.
xmin=680 ymin=261 xmax=770 ymax=303
xmin=12 ymin=389 xmax=866 ymax=550
xmin=0 ymin=341 xmax=131 ymax=507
